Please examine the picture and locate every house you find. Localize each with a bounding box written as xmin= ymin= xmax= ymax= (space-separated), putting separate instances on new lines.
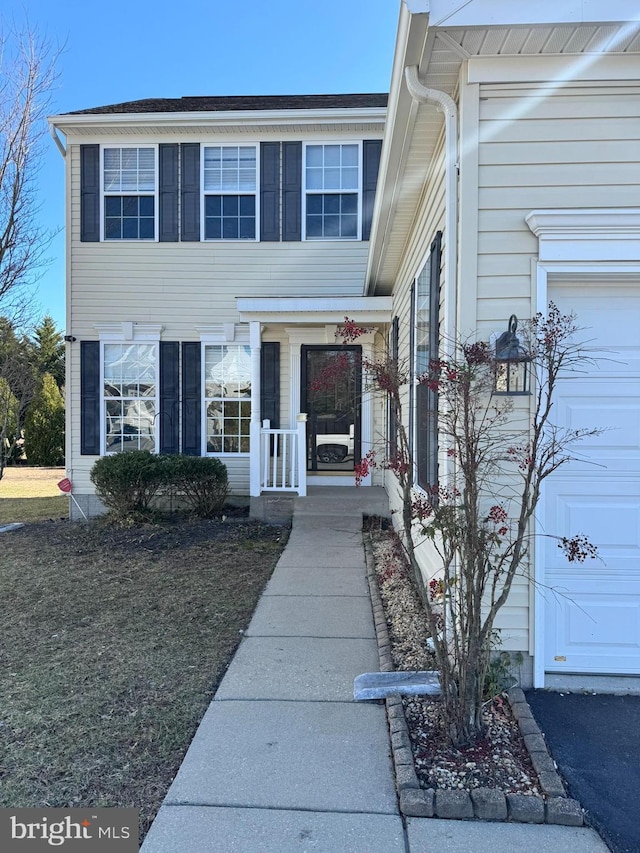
xmin=49 ymin=0 xmax=640 ymax=689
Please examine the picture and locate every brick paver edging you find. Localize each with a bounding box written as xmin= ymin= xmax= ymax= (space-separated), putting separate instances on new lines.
xmin=362 ymin=534 xmax=584 ymax=826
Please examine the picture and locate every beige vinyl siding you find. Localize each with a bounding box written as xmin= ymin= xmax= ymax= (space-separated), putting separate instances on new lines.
xmin=386 ymin=129 xmax=447 ymax=580
xmin=67 ymin=142 xmax=372 ymax=499
xmin=476 ymin=81 xmax=640 ymax=339
xmin=472 ymin=79 xmax=640 ymax=652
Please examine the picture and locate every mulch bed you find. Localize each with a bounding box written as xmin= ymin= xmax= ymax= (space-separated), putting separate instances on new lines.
xmin=368 ymin=524 xmax=541 ymax=796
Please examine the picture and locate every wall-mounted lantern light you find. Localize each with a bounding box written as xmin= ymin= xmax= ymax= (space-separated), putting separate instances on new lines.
xmin=494 ymin=315 xmax=530 ymax=395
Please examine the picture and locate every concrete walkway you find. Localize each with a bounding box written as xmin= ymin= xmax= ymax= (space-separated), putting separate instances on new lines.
xmin=141 ymin=487 xmax=609 ymax=853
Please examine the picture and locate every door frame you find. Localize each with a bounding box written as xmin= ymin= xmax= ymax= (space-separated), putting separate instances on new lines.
xmin=300 ymin=344 xmax=362 ymax=472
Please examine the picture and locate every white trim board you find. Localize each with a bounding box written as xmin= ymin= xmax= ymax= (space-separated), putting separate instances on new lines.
xmin=527 ymin=206 xmax=640 ymax=688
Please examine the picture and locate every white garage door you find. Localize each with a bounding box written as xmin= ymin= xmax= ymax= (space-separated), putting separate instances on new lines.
xmin=544 ymin=282 xmax=640 ymax=675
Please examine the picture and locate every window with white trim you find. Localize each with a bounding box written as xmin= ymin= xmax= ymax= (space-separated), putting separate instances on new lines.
xmin=304 ymin=143 xmax=360 ymax=239
xmin=103 ymin=343 xmax=158 ymax=453
xmin=204 ymin=345 xmax=252 ymax=453
xmin=103 ymin=147 xmax=156 ymax=240
xmin=203 ymin=146 xmax=257 ymax=239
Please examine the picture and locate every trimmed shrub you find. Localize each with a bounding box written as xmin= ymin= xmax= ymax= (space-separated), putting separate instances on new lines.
xmin=90 ymin=450 xmax=165 ymax=522
xmin=165 ymin=455 xmax=229 ymax=518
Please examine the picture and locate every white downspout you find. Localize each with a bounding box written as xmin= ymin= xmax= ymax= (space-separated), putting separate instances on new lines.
xmin=404 ymin=65 xmax=459 ymax=355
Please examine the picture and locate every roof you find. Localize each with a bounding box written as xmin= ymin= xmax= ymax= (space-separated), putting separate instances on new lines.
xmin=65 ymin=93 xmax=389 ymax=116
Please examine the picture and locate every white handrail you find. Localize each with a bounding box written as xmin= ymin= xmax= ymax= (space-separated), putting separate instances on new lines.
xmin=258 ymin=415 xmax=307 ymax=495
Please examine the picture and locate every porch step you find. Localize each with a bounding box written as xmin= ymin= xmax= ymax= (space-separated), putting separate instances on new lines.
xmin=354 ymin=671 xmax=442 ymax=701
xmin=250 ymin=494 xmax=296 ymax=523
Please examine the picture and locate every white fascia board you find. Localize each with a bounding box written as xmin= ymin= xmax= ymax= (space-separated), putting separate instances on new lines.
xmin=48 ymin=107 xmax=387 ymax=134
xmin=428 ymin=0 xmax=640 ymax=27
xmin=365 ymin=5 xmax=432 ymax=294
xmin=236 ymin=296 xmax=392 ymax=324
xmin=468 ymin=53 xmax=640 ymax=85
xmin=404 ymin=0 xmax=430 ymax=12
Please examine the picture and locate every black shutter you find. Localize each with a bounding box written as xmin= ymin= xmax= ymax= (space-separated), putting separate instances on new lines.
xmin=80 ymin=145 xmax=100 ymax=242
xmin=159 ymin=144 xmax=179 ymax=242
xmin=426 ymin=231 xmax=442 ymax=488
xmin=282 ymin=142 xmax=302 ymax=241
xmin=159 ymin=342 xmax=180 ymax=453
xmin=362 ymin=139 xmax=382 ymax=241
xmin=408 ymin=281 xmax=415 ymax=457
xmin=182 ymin=342 xmax=201 ymax=455
xmin=260 ymin=142 xmax=280 ymax=242
xmin=80 ymin=341 xmax=100 ymax=454
xmin=388 ymin=316 xmax=399 ymax=456
xmin=181 ymin=143 xmax=200 ymax=241
xmin=260 ymin=342 xmax=280 ymax=428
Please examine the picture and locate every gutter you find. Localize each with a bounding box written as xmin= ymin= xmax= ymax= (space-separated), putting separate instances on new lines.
xmin=48 ymin=121 xmax=66 ymax=158
xmin=404 ymin=65 xmax=459 ymax=355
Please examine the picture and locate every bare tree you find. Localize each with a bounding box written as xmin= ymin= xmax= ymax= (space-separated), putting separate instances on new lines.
xmin=0 ymin=17 xmax=58 ymax=320
xmin=335 ymin=307 xmax=600 ymax=747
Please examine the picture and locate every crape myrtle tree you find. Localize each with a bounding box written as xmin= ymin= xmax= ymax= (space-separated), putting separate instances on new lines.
xmin=331 ymin=307 xmax=599 ymax=747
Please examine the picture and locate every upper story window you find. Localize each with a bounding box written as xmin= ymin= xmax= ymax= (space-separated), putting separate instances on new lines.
xmin=304 ymin=143 xmax=360 ymax=240
xmin=103 ymin=147 xmax=156 ymax=240
xmin=203 ymin=146 xmax=257 ymax=240
xmin=103 ymin=343 xmax=158 ymax=453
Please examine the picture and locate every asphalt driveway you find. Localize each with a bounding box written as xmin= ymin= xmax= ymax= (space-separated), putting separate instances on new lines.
xmin=526 ymin=690 xmax=640 ymax=853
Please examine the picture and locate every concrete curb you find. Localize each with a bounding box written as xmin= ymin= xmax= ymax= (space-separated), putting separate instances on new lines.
xmin=362 ymin=533 xmax=583 ymax=826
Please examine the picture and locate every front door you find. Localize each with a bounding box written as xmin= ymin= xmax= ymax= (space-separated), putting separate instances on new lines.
xmin=301 ymin=346 xmax=361 ymax=473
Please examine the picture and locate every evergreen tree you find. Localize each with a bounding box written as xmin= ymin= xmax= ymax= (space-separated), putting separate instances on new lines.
xmin=23 ymin=372 xmax=64 ymax=466
xmin=32 ymin=315 xmax=64 ymax=388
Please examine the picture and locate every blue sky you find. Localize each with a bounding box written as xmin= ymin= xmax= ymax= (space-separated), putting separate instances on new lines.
xmin=4 ymin=0 xmax=400 ymax=331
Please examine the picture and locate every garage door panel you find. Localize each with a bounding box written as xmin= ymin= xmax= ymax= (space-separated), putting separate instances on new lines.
xmin=546 ymin=282 xmax=640 ymax=675
xmin=545 ymin=586 xmax=640 ymax=674
xmin=545 ymin=481 xmax=640 ymax=573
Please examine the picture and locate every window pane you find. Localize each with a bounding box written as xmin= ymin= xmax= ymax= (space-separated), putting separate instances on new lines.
xmin=341 ymin=214 xmax=358 ymax=238
xmin=306 ymin=168 xmax=323 ymax=190
xmin=342 ymin=167 xmax=358 ymax=189
xmin=342 ymin=145 xmax=358 ymax=166
xmin=324 ymin=195 xmax=340 ymax=214
xmin=239 ymin=196 xmax=255 ymax=216
xmin=324 ymin=215 xmax=340 ymax=237
xmin=341 ymin=194 xmax=358 ymax=214
xmin=324 ymin=168 xmax=341 ymax=189
xmin=324 ymin=145 xmax=340 ymax=166
xmin=306 ymin=146 xmax=323 ymax=167
xmin=306 ymin=195 xmax=322 ymax=215
xmin=306 ymin=216 xmax=323 ymax=238
xmin=239 ymin=217 xmax=255 ymax=239
xmin=206 ymin=196 xmax=221 ymax=216
xmin=222 ymin=218 xmax=239 ymax=239
xmin=222 ymin=196 xmax=239 ymax=216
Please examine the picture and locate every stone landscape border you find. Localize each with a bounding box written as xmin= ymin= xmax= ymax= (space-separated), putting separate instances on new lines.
xmin=363 ymin=534 xmax=584 ymax=826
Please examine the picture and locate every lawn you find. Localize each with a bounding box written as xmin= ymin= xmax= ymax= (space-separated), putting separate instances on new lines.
xmin=0 ymin=466 xmax=67 ymax=523
xmin=0 ymin=514 xmax=287 ymax=841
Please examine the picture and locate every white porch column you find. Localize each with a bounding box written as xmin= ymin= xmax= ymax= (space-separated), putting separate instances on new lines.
xmin=249 ymin=321 xmax=262 ymax=497
xmin=355 ymin=330 xmax=378 ymax=487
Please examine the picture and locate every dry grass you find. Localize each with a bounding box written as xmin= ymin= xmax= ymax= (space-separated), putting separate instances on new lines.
xmin=0 ymin=467 xmax=66 ymax=497
xmin=0 ymin=467 xmax=67 ymax=524
xmin=0 ymin=515 xmax=287 ymax=842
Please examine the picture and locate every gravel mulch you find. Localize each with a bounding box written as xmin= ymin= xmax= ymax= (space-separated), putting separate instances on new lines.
xmin=368 ymin=526 xmax=541 ymax=796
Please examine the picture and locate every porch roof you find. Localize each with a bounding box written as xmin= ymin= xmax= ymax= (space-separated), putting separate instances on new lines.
xmin=236 ymin=296 xmax=393 ymax=325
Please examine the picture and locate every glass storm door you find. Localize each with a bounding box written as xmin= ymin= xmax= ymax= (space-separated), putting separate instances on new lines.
xmin=301 ymin=346 xmax=361 ymax=473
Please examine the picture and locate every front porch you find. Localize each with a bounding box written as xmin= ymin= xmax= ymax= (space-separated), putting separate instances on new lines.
xmin=236 ymin=296 xmax=392 ymax=502
xmin=250 ymin=485 xmax=391 ymax=524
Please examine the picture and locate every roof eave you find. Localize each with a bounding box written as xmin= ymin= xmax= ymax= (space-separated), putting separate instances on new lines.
xmin=48 ymin=106 xmax=388 ymax=136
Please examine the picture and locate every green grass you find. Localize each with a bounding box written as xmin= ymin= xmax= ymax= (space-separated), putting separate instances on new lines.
xmin=0 ymin=515 xmax=287 ymax=841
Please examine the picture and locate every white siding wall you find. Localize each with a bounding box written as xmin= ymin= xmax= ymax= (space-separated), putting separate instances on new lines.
xmin=67 ymin=144 xmax=371 ymax=499
xmin=472 ymin=78 xmax=640 ymax=652
xmin=387 ymin=129 xmax=447 ymax=577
